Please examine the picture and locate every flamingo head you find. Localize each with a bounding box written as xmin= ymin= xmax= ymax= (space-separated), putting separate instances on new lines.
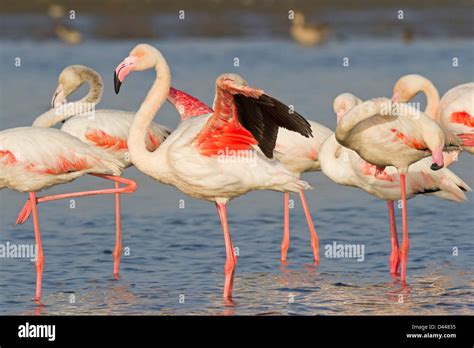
xmin=114 ymin=44 xmax=163 ymax=94
xmin=333 ymin=93 xmax=362 ymax=123
xmin=52 ymin=65 xmax=103 ymax=107
xmin=392 ymin=74 xmax=427 ymax=103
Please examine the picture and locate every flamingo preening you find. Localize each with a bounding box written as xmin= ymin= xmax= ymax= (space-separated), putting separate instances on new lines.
xmin=18 ymin=65 xmax=211 ymax=277
xmin=392 ymin=74 xmax=474 ymax=153
xmin=334 ymin=94 xmax=462 ymax=282
xmin=167 ymin=85 xmax=333 ymax=263
xmin=0 ymin=126 xmax=137 ymax=302
xmin=320 ymin=93 xmax=470 ymax=275
xmin=113 ymin=44 xmax=314 ymax=299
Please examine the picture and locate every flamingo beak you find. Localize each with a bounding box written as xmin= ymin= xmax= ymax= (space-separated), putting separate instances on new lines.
xmin=51 ymin=84 xmax=66 ymax=108
xmin=391 ymin=93 xmax=399 ymax=103
xmin=114 ymin=56 xmax=137 ymax=94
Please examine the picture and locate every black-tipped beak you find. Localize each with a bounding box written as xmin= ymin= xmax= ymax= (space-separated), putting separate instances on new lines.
xmin=430 ymin=163 xmax=443 ymax=171
xmin=114 ymin=71 xmax=122 ymax=94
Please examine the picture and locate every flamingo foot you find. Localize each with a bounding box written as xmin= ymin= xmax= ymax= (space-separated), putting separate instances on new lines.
xmin=280 ymin=192 xmax=290 ymax=262
xmin=223 ymin=256 xmax=237 ymax=299
xmin=311 ymin=240 xmax=320 ymax=266
xmin=112 ymin=244 xmax=122 ymax=279
xmin=400 ymin=242 xmax=409 ymax=283
xmin=299 ymin=191 xmax=320 ymax=264
xmin=16 ymin=200 xmax=33 ymax=225
xmin=34 ymin=253 xmax=44 ymax=302
xmin=280 ymin=240 xmax=290 ymax=262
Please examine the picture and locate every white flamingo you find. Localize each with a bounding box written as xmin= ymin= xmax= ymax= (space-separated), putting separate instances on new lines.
xmin=113 ymin=44 xmax=314 ymax=299
xmin=320 ymin=93 xmax=470 ymax=274
xmin=335 ymin=94 xmax=462 ymax=282
xmin=0 ymin=126 xmax=135 ymax=301
xmin=392 ymin=74 xmax=474 ymax=152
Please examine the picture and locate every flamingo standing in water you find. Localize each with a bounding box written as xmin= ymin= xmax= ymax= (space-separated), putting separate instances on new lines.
xmin=335 ymin=96 xmax=462 ymax=282
xmin=392 ymin=74 xmax=474 ymax=152
xmin=113 ymin=44 xmax=313 ymax=299
xmin=0 ymin=126 xmax=137 ymax=301
xmin=167 ymin=86 xmax=332 ymax=263
xmin=320 ymin=93 xmax=470 ymax=274
xmin=20 ymin=65 xmax=212 ymax=276
xmin=275 ymin=117 xmax=332 ymax=262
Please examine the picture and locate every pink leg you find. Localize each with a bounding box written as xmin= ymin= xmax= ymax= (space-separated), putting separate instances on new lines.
xmin=281 ymin=192 xmax=290 ymax=262
xmin=386 ymin=200 xmax=400 ymax=275
xmin=29 ymin=192 xmax=44 ymax=302
xmin=399 ymin=174 xmax=410 ymax=283
xmin=16 ymin=174 xmax=137 ymax=224
xmin=299 ymin=190 xmax=320 ymax=263
xmin=112 ymin=182 xmax=122 ymax=278
xmin=216 ymin=203 xmax=237 ymax=299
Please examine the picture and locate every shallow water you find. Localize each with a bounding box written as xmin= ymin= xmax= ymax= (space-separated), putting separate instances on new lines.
xmin=0 ymin=37 xmax=473 ymax=315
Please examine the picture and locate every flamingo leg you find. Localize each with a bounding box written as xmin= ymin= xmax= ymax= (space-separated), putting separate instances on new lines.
xmin=112 ymin=181 xmax=122 ymax=278
xmin=386 ymin=200 xmax=400 ymax=275
xmin=280 ymin=192 xmax=290 ymax=262
xmin=216 ymin=203 xmax=237 ymax=299
xmin=299 ymin=190 xmax=320 ymax=263
xmin=16 ymin=175 xmax=136 ymax=280
xmin=399 ymin=173 xmax=409 ymax=283
xmin=29 ymin=192 xmax=44 ymax=302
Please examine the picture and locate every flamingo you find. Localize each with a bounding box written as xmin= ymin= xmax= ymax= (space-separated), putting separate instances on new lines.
xmin=334 ymin=95 xmax=462 ymax=282
xmin=113 ymin=44 xmax=314 ymax=299
xmin=0 ymin=126 xmax=140 ymax=301
xmin=21 ymin=65 xmax=212 ymax=276
xmin=167 ymin=83 xmax=333 ymax=263
xmin=392 ymin=74 xmax=474 ymax=153
xmin=320 ymin=93 xmax=470 ymax=275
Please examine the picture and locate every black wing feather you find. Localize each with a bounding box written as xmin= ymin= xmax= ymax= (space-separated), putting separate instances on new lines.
xmin=234 ymin=93 xmax=313 ymax=158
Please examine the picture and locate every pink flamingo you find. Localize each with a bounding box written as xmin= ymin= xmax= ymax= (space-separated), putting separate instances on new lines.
xmin=113 ymin=44 xmax=313 ymax=299
xmin=321 ymin=93 xmax=470 ymax=275
xmin=0 ymin=126 xmax=139 ymax=301
xmin=392 ymin=74 xmax=474 ymax=152
xmin=19 ymin=65 xmax=211 ymax=276
xmin=335 ymin=96 xmax=462 ymax=282
xmin=167 ymin=88 xmax=333 ymax=263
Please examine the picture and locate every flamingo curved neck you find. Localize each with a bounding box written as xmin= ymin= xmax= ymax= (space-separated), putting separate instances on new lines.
xmin=127 ymin=53 xmax=171 ymax=176
xmin=77 ymin=69 xmax=103 ymax=105
xmin=33 ymin=70 xmax=103 ymax=128
xmin=335 ymin=99 xmax=385 ymax=146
